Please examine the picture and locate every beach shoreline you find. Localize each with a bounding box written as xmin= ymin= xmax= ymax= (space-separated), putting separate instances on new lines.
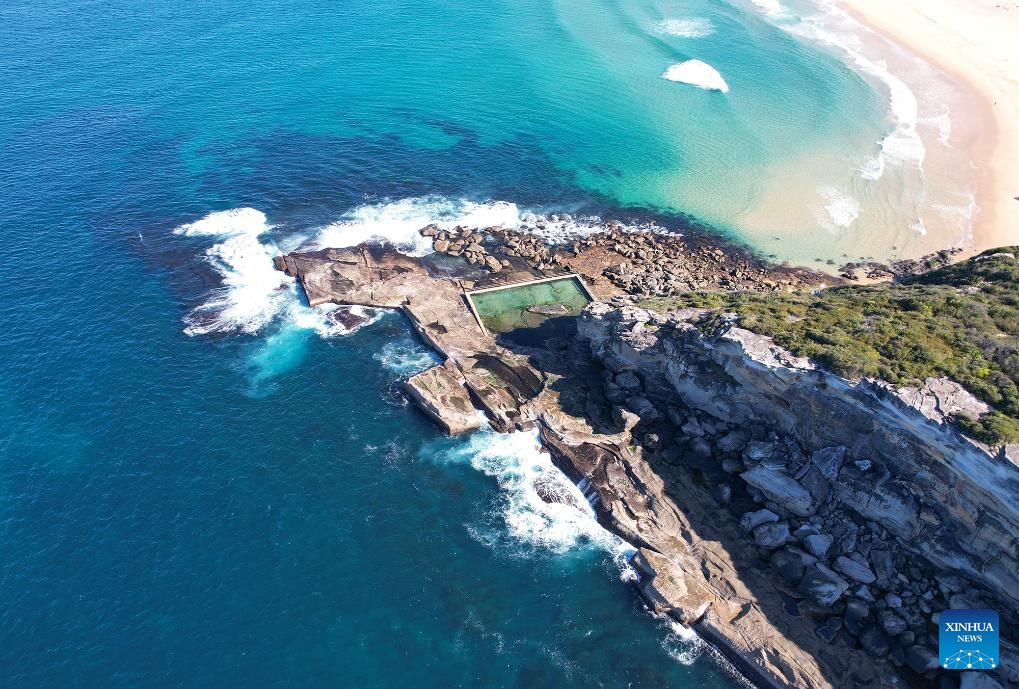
xmin=836 ymin=0 xmax=1019 ymax=255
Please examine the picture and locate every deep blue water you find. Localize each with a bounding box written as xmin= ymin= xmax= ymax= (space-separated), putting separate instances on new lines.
xmin=0 ymin=0 xmax=890 ymax=686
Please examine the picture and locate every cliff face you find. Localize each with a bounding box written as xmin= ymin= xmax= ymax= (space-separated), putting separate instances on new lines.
xmin=578 ymin=302 xmax=1019 ymax=686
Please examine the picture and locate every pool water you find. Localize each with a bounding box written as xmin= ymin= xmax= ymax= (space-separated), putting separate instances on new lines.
xmin=469 ymin=277 xmax=593 ymax=334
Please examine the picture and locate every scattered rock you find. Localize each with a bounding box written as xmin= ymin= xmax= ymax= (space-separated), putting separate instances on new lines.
xmin=904 ymin=645 xmax=939 ymax=673
xmin=740 ymin=508 xmax=779 ymax=532
xmin=878 ymin=610 xmax=908 ymax=637
xmin=859 ymin=625 xmax=891 ymax=657
xmin=741 ymin=466 xmax=815 ymax=517
xmin=804 ymin=533 xmax=833 ymax=558
xmin=834 ymin=556 xmax=877 ymax=584
xmin=753 ymin=521 xmax=790 ymax=549
xmin=799 ymin=563 xmax=850 ymax=606
xmin=811 ymin=446 xmax=847 ymax=480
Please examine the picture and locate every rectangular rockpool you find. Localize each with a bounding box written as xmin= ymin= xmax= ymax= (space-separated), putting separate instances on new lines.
xmin=468 ymin=276 xmax=593 ymax=334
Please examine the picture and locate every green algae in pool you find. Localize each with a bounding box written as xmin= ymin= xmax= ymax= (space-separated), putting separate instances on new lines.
xmin=469 ymin=277 xmax=592 ymax=334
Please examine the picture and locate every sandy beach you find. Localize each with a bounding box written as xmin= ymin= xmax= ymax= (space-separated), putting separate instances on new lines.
xmin=838 ymin=0 xmax=1019 ymax=253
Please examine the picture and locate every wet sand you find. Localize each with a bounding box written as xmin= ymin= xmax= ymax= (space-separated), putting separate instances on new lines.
xmin=838 ymin=0 xmax=1019 ymax=254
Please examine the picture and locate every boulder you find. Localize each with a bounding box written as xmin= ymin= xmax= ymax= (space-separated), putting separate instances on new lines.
xmin=796 ymin=464 xmax=831 ymax=503
xmin=770 ymin=548 xmax=807 ymax=582
xmin=834 ymin=556 xmax=877 ymax=584
xmin=744 ymin=440 xmax=781 ymax=463
xmin=845 ymin=598 xmax=870 ymax=621
xmin=878 ymin=610 xmax=908 ymax=637
xmin=870 ymin=549 xmax=895 ymax=581
xmin=625 ymin=396 xmax=659 ymax=423
xmin=859 ymin=624 xmax=890 ymax=657
xmin=716 ymin=429 xmax=749 ymax=454
xmin=904 ymin=645 xmax=939 ymax=673
xmin=799 ymin=563 xmax=850 ymax=606
xmin=740 ymin=508 xmax=779 ymax=532
xmin=740 ymin=466 xmax=814 ymax=517
xmin=614 ymin=371 xmax=642 ymax=392
xmin=959 ymin=673 xmax=1005 ymax=689
xmin=753 ymin=521 xmax=790 ymax=549
xmin=804 ymin=533 xmax=833 ymax=558
xmin=835 ymin=473 xmax=920 ymax=540
xmin=811 ymin=446 xmax=847 ymax=480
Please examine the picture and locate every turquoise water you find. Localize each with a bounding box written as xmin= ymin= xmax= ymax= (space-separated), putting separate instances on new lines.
xmin=0 ymin=0 xmax=905 ymax=687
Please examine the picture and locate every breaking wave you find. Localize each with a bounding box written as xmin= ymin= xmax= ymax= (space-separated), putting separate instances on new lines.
xmin=307 ymin=197 xmax=523 ymax=256
xmin=174 ymin=208 xmax=295 ymax=336
xmin=662 ymin=60 xmax=729 ymax=93
xmin=433 ymin=429 xmax=632 ymax=558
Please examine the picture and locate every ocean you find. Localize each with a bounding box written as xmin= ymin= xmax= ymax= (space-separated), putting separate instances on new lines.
xmin=0 ymin=0 xmax=970 ymax=687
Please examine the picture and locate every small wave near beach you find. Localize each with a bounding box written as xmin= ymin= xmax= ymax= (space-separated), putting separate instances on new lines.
xmin=662 ymin=60 xmax=729 ymax=93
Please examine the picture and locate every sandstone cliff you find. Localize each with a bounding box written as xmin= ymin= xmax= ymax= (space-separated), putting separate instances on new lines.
xmin=576 ymin=302 xmax=1018 ymax=688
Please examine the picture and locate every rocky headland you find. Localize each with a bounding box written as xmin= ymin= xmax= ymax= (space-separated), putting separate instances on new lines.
xmin=273 ymin=218 xmax=1019 ymax=689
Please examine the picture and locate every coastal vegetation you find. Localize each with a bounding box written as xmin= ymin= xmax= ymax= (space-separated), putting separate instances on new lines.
xmin=638 ymin=248 xmax=1019 ymax=444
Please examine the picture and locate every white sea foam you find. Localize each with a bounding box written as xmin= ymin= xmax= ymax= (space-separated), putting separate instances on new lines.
xmin=661 ymin=619 xmax=705 ymax=665
xmin=177 ymin=207 xmax=390 ymax=339
xmin=662 ymin=60 xmax=729 ymax=93
xmin=175 ymin=208 xmax=296 ymax=336
xmin=922 ymin=110 xmax=953 ymax=147
xmin=436 ymin=429 xmax=632 ymax=557
xmin=304 ymin=196 xmax=644 ymax=254
xmin=819 ymin=187 xmax=861 ymax=230
xmin=749 ymin=0 xmax=787 ymax=17
xmin=655 ymin=18 xmax=715 ymax=39
xmin=785 ymin=16 xmax=926 ymax=174
xmin=173 ymin=207 xmax=269 ymax=238
xmin=373 ymin=339 xmax=440 ymax=376
xmin=858 ymin=154 xmax=885 ymax=181
xmin=307 ymin=197 xmax=523 ymax=256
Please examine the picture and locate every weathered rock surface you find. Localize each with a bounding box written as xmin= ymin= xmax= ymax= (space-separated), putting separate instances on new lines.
xmin=403 ymin=361 xmax=481 ymax=435
xmin=740 ymin=465 xmax=814 ymax=517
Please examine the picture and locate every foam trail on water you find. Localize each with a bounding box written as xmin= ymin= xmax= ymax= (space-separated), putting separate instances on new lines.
xmin=373 ymin=339 xmax=440 ymax=376
xmin=655 ymin=18 xmax=715 ymax=38
xmin=433 ymin=429 xmax=633 ymax=558
xmin=662 ymin=60 xmax=729 ymax=93
xmin=749 ymin=0 xmax=788 ymax=18
xmin=759 ymin=5 xmax=926 ymax=177
xmin=818 ymin=186 xmax=861 ymax=230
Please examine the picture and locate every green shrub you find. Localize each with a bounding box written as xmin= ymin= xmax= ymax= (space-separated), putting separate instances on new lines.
xmin=638 ymin=248 xmax=1019 ymax=445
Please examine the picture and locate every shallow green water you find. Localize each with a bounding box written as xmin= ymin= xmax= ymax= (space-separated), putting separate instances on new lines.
xmin=470 ymin=278 xmax=593 ymax=333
